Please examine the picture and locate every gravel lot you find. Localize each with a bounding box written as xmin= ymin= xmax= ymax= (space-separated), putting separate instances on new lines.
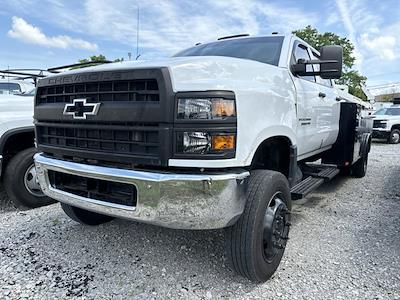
xmin=0 ymin=143 xmax=399 ymax=300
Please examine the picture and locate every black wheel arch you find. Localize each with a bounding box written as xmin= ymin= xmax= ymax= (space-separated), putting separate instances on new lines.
xmin=360 ymin=132 xmax=372 ymax=155
xmin=250 ymin=136 xmax=297 ymax=186
xmin=391 ymin=124 xmax=400 ymax=131
xmin=0 ymin=126 xmax=35 ymax=176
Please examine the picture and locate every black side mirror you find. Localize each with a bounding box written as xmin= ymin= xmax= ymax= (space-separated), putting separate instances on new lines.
xmin=319 ymin=45 xmax=343 ymax=79
xmin=292 ymin=45 xmax=343 ymax=79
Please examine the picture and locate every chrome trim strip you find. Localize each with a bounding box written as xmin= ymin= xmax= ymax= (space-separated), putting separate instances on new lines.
xmin=34 ymin=153 xmax=248 ymax=183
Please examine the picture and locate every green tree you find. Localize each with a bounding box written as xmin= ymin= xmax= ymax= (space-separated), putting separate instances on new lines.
xmin=72 ymin=55 xmax=124 ymax=69
xmin=292 ymin=25 xmax=367 ymax=100
xmin=337 ymin=70 xmax=367 ymax=99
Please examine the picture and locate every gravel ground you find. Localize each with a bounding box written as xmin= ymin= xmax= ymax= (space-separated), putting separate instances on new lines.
xmin=0 ymin=143 xmax=399 ymax=300
xmin=0 ymin=183 xmax=15 ymax=212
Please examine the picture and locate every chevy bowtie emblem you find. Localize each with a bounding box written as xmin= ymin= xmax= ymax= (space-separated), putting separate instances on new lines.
xmin=63 ymin=99 xmax=101 ymax=119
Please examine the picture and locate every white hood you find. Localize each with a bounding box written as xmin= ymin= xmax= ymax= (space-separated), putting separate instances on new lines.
xmin=373 ymin=115 xmax=400 ymax=121
xmin=0 ymin=95 xmax=34 ymax=132
xmin=46 ymin=56 xmax=285 ymax=92
xmin=0 ymin=94 xmax=33 ymax=120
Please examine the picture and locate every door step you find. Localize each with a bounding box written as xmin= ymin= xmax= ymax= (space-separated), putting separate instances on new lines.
xmin=290 ymin=165 xmax=339 ymax=200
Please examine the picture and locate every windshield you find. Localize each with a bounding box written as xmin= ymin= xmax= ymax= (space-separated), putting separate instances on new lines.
xmin=174 ymin=36 xmax=284 ymax=66
xmin=374 ymin=107 xmax=400 ymax=116
xmin=0 ymin=82 xmax=21 ymax=95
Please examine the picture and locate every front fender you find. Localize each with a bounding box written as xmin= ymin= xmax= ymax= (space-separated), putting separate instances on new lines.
xmin=243 ymin=126 xmax=297 ymax=166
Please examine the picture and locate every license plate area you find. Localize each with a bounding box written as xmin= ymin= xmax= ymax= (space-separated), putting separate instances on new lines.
xmin=48 ymin=170 xmax=137 ymax=207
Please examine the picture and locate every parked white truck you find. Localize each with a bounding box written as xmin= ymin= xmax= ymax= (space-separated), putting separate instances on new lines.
xmin=372 ymin=104 xmax=400 ymax=144
xmin=0 ymin=89 xmax=53 ymax=207
xmin=33 ymin=34 xmax=372 ymax=282
xmin=0 ymin=78 xmax=34 ymax=95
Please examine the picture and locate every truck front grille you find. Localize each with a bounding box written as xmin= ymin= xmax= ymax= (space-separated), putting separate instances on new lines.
xmin=48 ymin=170 xmax=137 ymax=207
xmin=34 ymin=68 xmax=173 ymax=167
xmin=36 ymin=122 xmax=159 ymax=157
xmin=36 ymin=79 xmax=159 ymax=104
xmin=373 ymin=120 xmax=386 ymax=129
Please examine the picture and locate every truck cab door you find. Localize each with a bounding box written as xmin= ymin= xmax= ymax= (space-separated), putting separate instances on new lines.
xmin=291 ymin=42 xmax=324 ymax=157
xmin=310 ymin=51 xmax=341 ymax=148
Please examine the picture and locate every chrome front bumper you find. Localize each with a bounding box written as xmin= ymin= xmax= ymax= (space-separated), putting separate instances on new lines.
xmin=34 ymin=153 xmax=249 ymax=229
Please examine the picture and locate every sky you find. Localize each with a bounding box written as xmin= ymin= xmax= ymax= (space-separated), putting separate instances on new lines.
xmin=0 ymin=0 xmax=399 ymax=86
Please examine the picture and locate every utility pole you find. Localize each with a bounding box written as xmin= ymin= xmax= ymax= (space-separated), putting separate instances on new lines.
xmin=136 ymin=5 xmax=140 ymax=60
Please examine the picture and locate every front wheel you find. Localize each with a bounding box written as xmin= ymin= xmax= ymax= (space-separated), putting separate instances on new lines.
xmin=3 ymin=148 xmax=55 ymax=208
xmin=388 ymin=129 xmax=400 ymax=144
xmin=225 ymin=170 xmax=291 ymax=282
xmin=61 ymin=203 xmax=114 ymax=226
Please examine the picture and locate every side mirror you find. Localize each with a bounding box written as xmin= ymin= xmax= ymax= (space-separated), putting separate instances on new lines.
xmin=319 ymin=45 xmax=343 ymax=79
xmin=292 ymin=45 xmax=343 ymax=79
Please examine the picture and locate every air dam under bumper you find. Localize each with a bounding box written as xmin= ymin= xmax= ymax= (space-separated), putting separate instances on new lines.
xmin=34 ymin=153 xmax=249 ymax=230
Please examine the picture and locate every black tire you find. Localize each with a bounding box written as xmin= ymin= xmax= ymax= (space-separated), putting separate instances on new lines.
xmin=225 ymin=170 xmax=292 ymax=283
xmin=388 ymin=129 xmax=400 ymax=144
xmin=351 ymin=152 xmax=368 ymax=178
xmin=3 ymin=147 xmax=55 ymax=208
xmin=61 ymin=203 xmax=114 ymax=226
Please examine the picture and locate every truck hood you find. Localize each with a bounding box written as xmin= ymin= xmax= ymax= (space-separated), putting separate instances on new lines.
xmin=0 ymin=94 xmax=34 ymax=124
xmin=46 ymin=56 xmax=285 ymax=92
xmin=372 ymin=115 xmax=400 ymax=121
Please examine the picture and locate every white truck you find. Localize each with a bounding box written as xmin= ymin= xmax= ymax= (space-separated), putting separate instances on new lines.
xmin=372 ymin=104 xmax=400 ymax=144
xmin=0 ymin=78 xmax=34 ymax=95
xmin=0 ymin=89 xmax=53 ymax=207
xmin=33 ymin=34 xmax=372 ymax=282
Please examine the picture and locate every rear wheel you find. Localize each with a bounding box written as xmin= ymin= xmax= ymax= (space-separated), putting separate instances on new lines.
xmin=225 ymin=170 xmax=291 ymax=282
xmin=351 ymin=152 xmax=368 ymax=178
xmin=61 ymin=203 xmax=114 ymax=226
xmin=388 ymin=129 xmax=400 ymax=144
xmin=3 ymin=148 xmax=55 ymax=208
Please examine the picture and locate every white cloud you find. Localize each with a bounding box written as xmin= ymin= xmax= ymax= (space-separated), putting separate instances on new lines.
xmin=3 ymin=0 xmax=400 ymax=85
xmin=7 ymin=16 xmax=98 ymax=51
xmin=360 ymin=34 xmax=396 ymax=60
xmin=335 ymin=0 xmax=364 ymax=67
xmin=334 ymin=0 xmax=400 ymax=85
xmin=4 ymin=1 xmax=317 ymax=59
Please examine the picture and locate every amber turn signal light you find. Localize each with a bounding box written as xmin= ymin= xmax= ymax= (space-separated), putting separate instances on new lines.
xmin=211 ymin=135 xmax=235 ymax=151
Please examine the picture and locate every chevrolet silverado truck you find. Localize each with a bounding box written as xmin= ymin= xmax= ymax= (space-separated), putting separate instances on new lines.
xmin=372 ymin=104 xmax=400 ymax=144
xmin=0 ymin=88 xmax=53 ymax=207
xmin=33 ymin=34 xmax=372 ymax=282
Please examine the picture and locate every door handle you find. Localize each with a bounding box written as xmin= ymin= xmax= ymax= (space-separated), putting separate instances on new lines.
xmin=318 ymin=92 xmax=326 ymax=98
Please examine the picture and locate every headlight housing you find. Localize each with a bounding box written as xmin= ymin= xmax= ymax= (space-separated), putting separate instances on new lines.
xmin=177 ymin=98 xmax=236 ymax=120
xmin=176 ymin=132 xmax=236 ymax=155
xmin=174 ymin=92 xmax=237 ymax=159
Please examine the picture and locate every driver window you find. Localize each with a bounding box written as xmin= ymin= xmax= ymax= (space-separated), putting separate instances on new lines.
xmin=311 ymin=51 xmax=333 ymax=87
xmin=293 ymin=44 xmax=316 ymax=82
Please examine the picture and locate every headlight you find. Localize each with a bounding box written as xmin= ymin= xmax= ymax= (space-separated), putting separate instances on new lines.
xmin=176 ymin=132 xmax=236 ymax=154
xmin=177 ymin=98 xmax=236 ymax=120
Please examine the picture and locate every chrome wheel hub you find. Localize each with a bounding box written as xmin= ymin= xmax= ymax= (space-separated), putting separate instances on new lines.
xmin=24 ymin=164 xmax=44 ymax=197
xmin=263 ymin=192 xmax=291 ymax=262
xmin=392 ymin=132 xmax=400 ymax=143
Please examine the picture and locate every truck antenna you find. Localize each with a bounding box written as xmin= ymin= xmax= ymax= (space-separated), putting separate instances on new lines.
xmin=217 ymin=34 xmax=249 ymax=41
